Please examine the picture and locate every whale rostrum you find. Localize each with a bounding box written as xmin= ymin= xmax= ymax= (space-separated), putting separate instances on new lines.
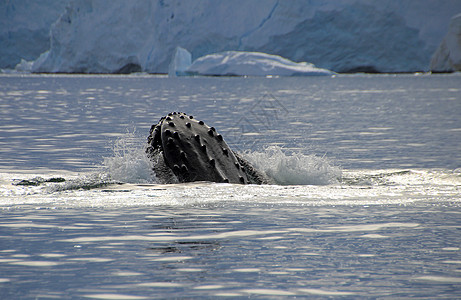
xmin=146 ymin=112 xmax=268 ymax=184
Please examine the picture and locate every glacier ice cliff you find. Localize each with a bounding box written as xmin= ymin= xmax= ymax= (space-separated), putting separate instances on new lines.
xmin=3 ymin=0 xmax=459 ymax=73
xmin=0 ymin=0 xmax=69 ymax=69
xmin=430 ymin=14 xmax=461 ymax=72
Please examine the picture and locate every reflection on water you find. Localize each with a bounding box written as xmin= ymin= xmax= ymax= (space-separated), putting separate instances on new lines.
xmin=1 ymin=74 xmax=460 ymax=170
xmin=1 ymin=204 xmax=460 ymax=298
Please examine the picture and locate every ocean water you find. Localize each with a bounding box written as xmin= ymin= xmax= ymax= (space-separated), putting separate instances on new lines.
xmin=0 ymin=73 xmax=460 ymax=299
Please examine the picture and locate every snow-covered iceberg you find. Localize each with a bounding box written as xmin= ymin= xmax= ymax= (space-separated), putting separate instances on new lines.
xmin=185 ymin=51 xmax=334 ymax=76
xmin=430 ymin=14 xmax=461 ymax=72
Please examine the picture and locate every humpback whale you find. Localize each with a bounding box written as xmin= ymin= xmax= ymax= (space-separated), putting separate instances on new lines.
xmin=146 ymin=112 xmax=268 ymax=184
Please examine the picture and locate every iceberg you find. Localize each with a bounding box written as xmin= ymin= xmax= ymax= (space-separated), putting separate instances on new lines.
xmin=185 ymin=51 xmax=334 ymax=76
xmin=14 ymin=59 xmax=34 ymax=73
xmin=430 ymin=14 xmax=461 ymax=72
xmin=168 ymin=47 xmax=192 ymax=77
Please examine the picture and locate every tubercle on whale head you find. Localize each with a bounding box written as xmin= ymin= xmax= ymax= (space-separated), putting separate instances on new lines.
xmin=146 ymin=112 xmax=255 ymax=184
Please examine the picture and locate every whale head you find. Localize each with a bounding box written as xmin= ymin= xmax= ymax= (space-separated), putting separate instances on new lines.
xmin=146 ymin=112 xmax=256 ymax=184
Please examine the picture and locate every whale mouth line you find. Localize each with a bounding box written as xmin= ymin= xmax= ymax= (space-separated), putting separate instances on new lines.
xmin=146 ymin=112 xmax=269 ymax=185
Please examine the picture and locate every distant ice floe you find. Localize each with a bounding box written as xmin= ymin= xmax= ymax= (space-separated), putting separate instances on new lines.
xmin=184 ymin=51 xmax=335 ymax=77
xmin=430 ymin=13 xmax=461 ymax=72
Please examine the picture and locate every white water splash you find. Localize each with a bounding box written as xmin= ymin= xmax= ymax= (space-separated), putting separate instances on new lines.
xmin=242 ymin=146 xmax=342 ymax=185
xmin=102 ymin=133 xmax=341 ymax=186
xmin=102 ymin=132 xmax=155 ymax=184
